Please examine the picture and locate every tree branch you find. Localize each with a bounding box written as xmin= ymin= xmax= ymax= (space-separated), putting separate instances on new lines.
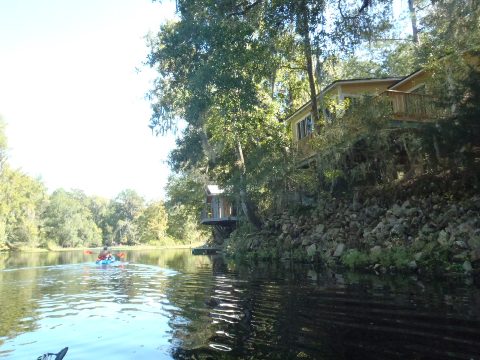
xmin=228 ymin=0 xmax=263 ymax=17
xmin=358 ymin=0 xmax=372 ymax=14
xmin=338 ymin=0 xmax=372 ymax=20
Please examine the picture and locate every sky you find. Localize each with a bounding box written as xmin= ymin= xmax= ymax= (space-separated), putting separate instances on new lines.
xmin=0 ymin=0 xmax=177 ymax=201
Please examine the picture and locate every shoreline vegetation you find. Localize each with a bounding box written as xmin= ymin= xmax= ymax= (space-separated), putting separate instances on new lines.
xmin=1 ymin=242 xmax=205 ymax=253
xmin=1 ymin=117 xmax=209 ymax=253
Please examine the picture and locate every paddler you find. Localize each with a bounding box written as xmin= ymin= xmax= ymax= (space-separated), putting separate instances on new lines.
xmin=98 ymin=246 xmax=113 ymax=261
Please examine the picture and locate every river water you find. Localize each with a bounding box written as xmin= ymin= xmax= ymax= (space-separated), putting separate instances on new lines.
xmin=0 ymin=249 xmax=479 ymax=360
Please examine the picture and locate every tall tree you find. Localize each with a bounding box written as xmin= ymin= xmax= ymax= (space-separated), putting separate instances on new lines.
xmin=110 ymin=189 xmax=145 ymax=245
xmin=42 ymin=189 xmax=101 ymax=248
xmin=147 ymin=0 xmax=394 ymax=228
xmin=137 ymin=201 xmax=169 ymax=244
xmin=0 ymin=166 xmax=46 ymax=248
xmin=0 ymin=118 xmax=7 ymax=171
xmin=164 ymin=171 xmax=209 ymax=243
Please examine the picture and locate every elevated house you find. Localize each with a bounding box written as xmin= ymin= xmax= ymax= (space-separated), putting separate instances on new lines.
xmin=287 ymin=77 xmax=402 ymax=163
xmin=285 ymin=70 xmax=450 ymax=164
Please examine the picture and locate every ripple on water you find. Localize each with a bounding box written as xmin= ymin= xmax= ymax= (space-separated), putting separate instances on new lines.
xmin=2 ymin=253 xmax=480 ymax=359
xmin=0 ymin=260 xmax=180 ymax=359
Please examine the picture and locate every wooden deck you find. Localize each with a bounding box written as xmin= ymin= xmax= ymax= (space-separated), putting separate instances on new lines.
xmin=200 ymin=216 xmax=238 ymax=226
xmin=192 ymin=246 xmax=222 ymax=255
xmin=292 ymin=91 xmax=449 ymax=163
xmin=385 ymin=90 xmax=448 ymax=122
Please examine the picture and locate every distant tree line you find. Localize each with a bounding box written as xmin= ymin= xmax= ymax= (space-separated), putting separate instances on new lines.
xmin=0 ymin=121 xmax=208 ymax=250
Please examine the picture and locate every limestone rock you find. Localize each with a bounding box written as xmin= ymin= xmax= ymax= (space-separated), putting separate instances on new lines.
xmin=333 ymin=243 xmax=345 ymax=257
xmin=301 ymin=236 xmax=313 ymax=246
xmin=437 ymin=230 xmax=449 ymax=246
xmin=391 ymin=204 xmax=405 ymax=217
xmin=370 ymin=245 xmax=382 ymax=255
xmin=314 ymin=224 xmax=325 ymax=235
xmin=306 ymin=244 xmax=317 ymax=257
xmin=463 ymin=261 xmax=473 ymax=273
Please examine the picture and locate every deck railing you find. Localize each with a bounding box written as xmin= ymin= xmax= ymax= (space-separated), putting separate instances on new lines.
xmin=291 ymin=90 xmax=450 ymax=162
xmin=384 ymin=90 xmax=448 ymax=122
xmin=200 ymin=201 xmax=237 ymax=223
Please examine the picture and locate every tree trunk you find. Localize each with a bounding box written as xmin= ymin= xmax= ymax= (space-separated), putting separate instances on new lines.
xmin=315 ymin=48 xmax=327 ymax=125
xmin=408 ymin=0 xmax=419 ymax=44
xmin=236 ymin=140 xmax=262 ymax=230
xmin=298 ymin=1 xmax=320 ymax=124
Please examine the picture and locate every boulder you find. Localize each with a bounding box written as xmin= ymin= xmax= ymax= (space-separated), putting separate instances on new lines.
xmin=437 ymin=230 xmax=449 ymax=246
xmin=463 ymin=261 xmax=473 ymax=273
xmin=314 ymin=224 xmax=325 ymax=235
xmin=306 ymin=244 xmax=317 ymax=257
xmin=390 ymin=223 xmax=406 ymax=237
xmin=333 ymin=243 xmax=345 ymax=257
xmin=391 ymin=204 xmax=405 ymax=217
xmin=370 ymin=245 xmax=382 ymax=255
xmin=301 ymin=236 xmax=313 ymax=246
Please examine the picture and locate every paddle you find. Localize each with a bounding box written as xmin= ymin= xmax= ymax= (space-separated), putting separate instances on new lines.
xmin=84 ymin=250 xmax=126 ymax=259
xmin=37 ymin=346 xmax=68 ymax=360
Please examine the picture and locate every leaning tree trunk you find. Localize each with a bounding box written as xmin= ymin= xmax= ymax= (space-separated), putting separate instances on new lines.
xmin=298 ymin=0 xmax=320 ymax=124
xmin=236 ymin=140 xmax=262 ymax=230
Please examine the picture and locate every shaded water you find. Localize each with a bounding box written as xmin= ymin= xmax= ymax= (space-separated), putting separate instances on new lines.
xmin=0 ymin=249 xmax=479 ymax=359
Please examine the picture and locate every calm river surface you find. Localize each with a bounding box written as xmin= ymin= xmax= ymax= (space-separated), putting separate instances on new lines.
xmin=0 ymin=249 xmax=479 ymax=359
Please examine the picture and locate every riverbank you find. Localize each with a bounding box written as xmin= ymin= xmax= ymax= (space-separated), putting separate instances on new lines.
xmin=225 ymin=170 xmax=480 ymax=277
xmin=0 ymin=242 xmax=204 ymax=253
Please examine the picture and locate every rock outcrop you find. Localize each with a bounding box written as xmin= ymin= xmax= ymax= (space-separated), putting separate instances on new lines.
xmin=226 ymin=176 xmax=480 ymax=275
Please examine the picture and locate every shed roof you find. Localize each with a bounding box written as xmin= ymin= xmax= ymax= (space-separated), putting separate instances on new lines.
xmin=206 ymin=184 xmax=224 ymax=195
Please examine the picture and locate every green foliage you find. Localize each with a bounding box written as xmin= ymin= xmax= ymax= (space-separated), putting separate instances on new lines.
xmin=42 ymin=189 xmax=101 ymax=248
xmin=0 ymin=122 xmax=200 ymax=250
xmin=147 ymin=0 xmax=397 ymax=229
xmin=164 ymin=172 xmax=210 ymax=244
xmin=341 ymin=249 xmax=370 ymax=270
xmin=342 ymin=247 xmax=413 ymax=271
xmin=0 ymin=118 xmax=7 ymax=169
xmin=86 ymin=196 xmax=113 ymax=244
xmin=420 ymin=0 xmax=480 ymax=57
xmin=308 ymin=96 xmax=400 ymax=193
xmin=109 ymin=189 xmax=145 ymax=245
xmin=137 ymin=201 xmax=168 ymax=245
xmin=0 ymin=165 xmax=46 ymax=248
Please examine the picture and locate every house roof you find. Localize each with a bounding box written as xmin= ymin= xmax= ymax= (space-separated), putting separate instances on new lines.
xmin=206 ymin=184 xmax=224 ymax=195
xmin=388 ymin=69 xmax=425 ymax=90
xmin=284 ymin=76 xmax=403 ymax=124
xmin=321 ymin=77 xmax=403 ymax=94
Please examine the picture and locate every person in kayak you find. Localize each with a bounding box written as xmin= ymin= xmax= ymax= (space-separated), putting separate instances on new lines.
xmin=98 ymin=246 xmax=114 ymax=261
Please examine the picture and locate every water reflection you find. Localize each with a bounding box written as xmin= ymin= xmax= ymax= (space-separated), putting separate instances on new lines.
xmin=1 ymin=250 xmax=479 ymax=359
xmin=168 ymin=257 xmax=480 ymax=360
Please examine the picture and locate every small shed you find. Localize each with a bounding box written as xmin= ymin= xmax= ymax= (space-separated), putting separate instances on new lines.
xmin=200 ymin=185 xmax=237 ymax=226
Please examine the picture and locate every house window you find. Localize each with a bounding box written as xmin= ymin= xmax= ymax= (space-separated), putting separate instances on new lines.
xmin=343 ymin=96 xmax=362 ymax=113
xmin=296 ymin=115 xmax=314 ymax=140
